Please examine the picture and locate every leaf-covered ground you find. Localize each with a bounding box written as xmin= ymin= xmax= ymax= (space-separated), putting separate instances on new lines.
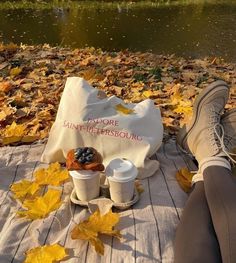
xmin=0 ymin=43 xmax=235 ymax=145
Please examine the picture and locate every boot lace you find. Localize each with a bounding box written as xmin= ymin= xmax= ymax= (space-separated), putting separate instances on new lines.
xmin=190 ymin=123 xmax=236 ymax=182
xmin=208 ymin=108 xmax=222 ymax=149
xmin=214 ymin=123 xmax=236 ymax=164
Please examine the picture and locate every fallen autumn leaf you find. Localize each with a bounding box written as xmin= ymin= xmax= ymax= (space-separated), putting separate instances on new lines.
xmin=71 ymin=209 xmax=122 ymax=255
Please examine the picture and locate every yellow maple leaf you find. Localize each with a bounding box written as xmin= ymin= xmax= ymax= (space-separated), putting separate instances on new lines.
xmin=2 ymin=121 xmax=26 ymax=145
xmin=0 ymin=81 xmax=13 ymax=93
xmin=170 ymin=91 xmax=182 ymax=105
xmin=10 ymin=67 xmax=22 ymax=77
xmin=0 ymin=106 xmax=16 ymax=122
xmin=143 ymin=90 xmax=161 ymax=99
xmin=71 ymin=209 xmax=122 ymax=255
xmin=3 ymin=121 xmax=25 ymax=137
xmin=143 ymin=90 xmax=153 ymax=98
xmin=24 ymin=244 xmax=67 ymax=263
xmin=10 ymin=180 xmax=40 ymax=201
xmin=176 ymin=167 xmax=194 ymax=193
xmin=2 ymin=136 xmax=22 ymax=145
xmin=173 ymin=102 xmax=193 ymax=115
xmin=21 ymin=135 xmax=39 ymax=143
xmin=34 ymin=162 xmax=69 ymax=186
xmin=115 ymin=103 xmax=134 ymax=115
xmin=18 ymin=189 xmax=62 ymax=220
xmin=2 ymin=135 xmax=39 ymax=145
xmin=170 ymin=91 xmax=193 ymax=122
xmin=1 ymin=121 xmax=38 ymax=145
xmin=36 ymin=109 xmax=52 ymax=120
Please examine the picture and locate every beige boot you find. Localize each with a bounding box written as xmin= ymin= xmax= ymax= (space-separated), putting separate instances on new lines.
xmin=197 ymin=109 xmax=236 ymax=178
xmin=182 ymin=108 xmax=236 ymax=185
xmin=221 ymin=109 xmax=236 ymax=153
xmin=177 ymin=80 xmax=230 ymax=163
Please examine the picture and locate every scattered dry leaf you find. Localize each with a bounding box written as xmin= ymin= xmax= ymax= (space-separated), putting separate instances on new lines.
xmin=0 ymin=106 xmax=16 ymax=121
xmin=24 ymin=244 xmax=67 ymax=263
xmin=1 ymin=121 xmax=39 ymax=145
xmin=143 ymin=90 xmax=153 ymax=98
xmin=10 ymin=180 xmax=40 ymax=201
xmin=0 ymin=81 xmax=13 ymax=93
xmin=115 ymin=103 xmax=135 ymax=115
xmin=21 ymin=135 xmax=39 ymax=143
xmin=18 ymin=189 xmax=62 ymax=220
xmin=10 ymin=67 xmax=22 ymax=77
xmin=2 ymin=121 xmax=25 ymax=136
xmin=176 ymin=167 xmax=194 ymax=193
xmin=143 ymin=90 xmax=161 ymax=99
xmin=71 ymin=209 xmax=121 ymax=255
xmin=0 ymin=43 xmax=235 ymax=141
xmin=1 ymin=121 xmax=25 ymax=144
xmin=173 ymin=100 xmax=193 ymax=115
xmin=34 ymin=162 xmax=69 ymax=186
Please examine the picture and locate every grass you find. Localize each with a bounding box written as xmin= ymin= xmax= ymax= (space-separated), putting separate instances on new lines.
xmin=0 ymin=0 xmax=235 ymax=10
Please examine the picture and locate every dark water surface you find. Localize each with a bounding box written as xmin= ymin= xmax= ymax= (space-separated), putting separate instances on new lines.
xmin=0 ymin=3 xmax=236 ymax=61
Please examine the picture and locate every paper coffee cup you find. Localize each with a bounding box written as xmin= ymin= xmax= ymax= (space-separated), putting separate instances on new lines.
xmin=105 ymin=158 xmax=138 ymax=203
xmin=69 ymin=170 xmax=100 ymax=201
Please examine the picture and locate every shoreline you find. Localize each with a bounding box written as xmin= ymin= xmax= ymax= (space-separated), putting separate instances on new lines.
xmin=0 ymin=43 xmax=235 ymax=145
xmin=0 ymin=0 xmax=235 ymax=10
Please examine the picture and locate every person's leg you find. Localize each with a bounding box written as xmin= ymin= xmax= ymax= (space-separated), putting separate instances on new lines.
xmin=174 ymin=181 xmax=221 ymax=263
xmin=175 ymin=80 xmax=236 ymax=262
xmin=204 ymin=164 xmax=236 ymax=263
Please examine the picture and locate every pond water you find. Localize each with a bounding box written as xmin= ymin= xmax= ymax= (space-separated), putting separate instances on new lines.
xmin=0 ymin=2 xmax=236 ymax=61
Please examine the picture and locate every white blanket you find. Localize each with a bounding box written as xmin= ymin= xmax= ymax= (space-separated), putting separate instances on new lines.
xmin=0 ymin=139 xmax=195 ymax=263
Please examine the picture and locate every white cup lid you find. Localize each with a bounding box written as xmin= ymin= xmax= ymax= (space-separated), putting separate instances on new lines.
xmin=105 ymin=158 xmax=138 ymax=182
xmin=69 ymin=170 xmax=99 ymax=180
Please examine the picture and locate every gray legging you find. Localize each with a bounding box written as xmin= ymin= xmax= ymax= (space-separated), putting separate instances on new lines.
xmin=174 ymin=165 xmax=236 ymax=263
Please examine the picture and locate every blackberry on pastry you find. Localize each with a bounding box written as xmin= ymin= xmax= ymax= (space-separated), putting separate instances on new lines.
xmin=66 ymin=147 xmax=104 ymax=171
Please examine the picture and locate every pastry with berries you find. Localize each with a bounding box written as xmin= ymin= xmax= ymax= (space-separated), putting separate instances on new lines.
xmin=66 ymin=147 xmax=104 ymax=171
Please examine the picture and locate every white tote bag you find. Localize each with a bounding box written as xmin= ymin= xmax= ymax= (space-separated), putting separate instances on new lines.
xmin=41 ymin=77 xmax=163 ymax=179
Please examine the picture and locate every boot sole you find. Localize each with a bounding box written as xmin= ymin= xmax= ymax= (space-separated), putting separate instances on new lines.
xmin=177 ymin=80 xmax=229 ymax=153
